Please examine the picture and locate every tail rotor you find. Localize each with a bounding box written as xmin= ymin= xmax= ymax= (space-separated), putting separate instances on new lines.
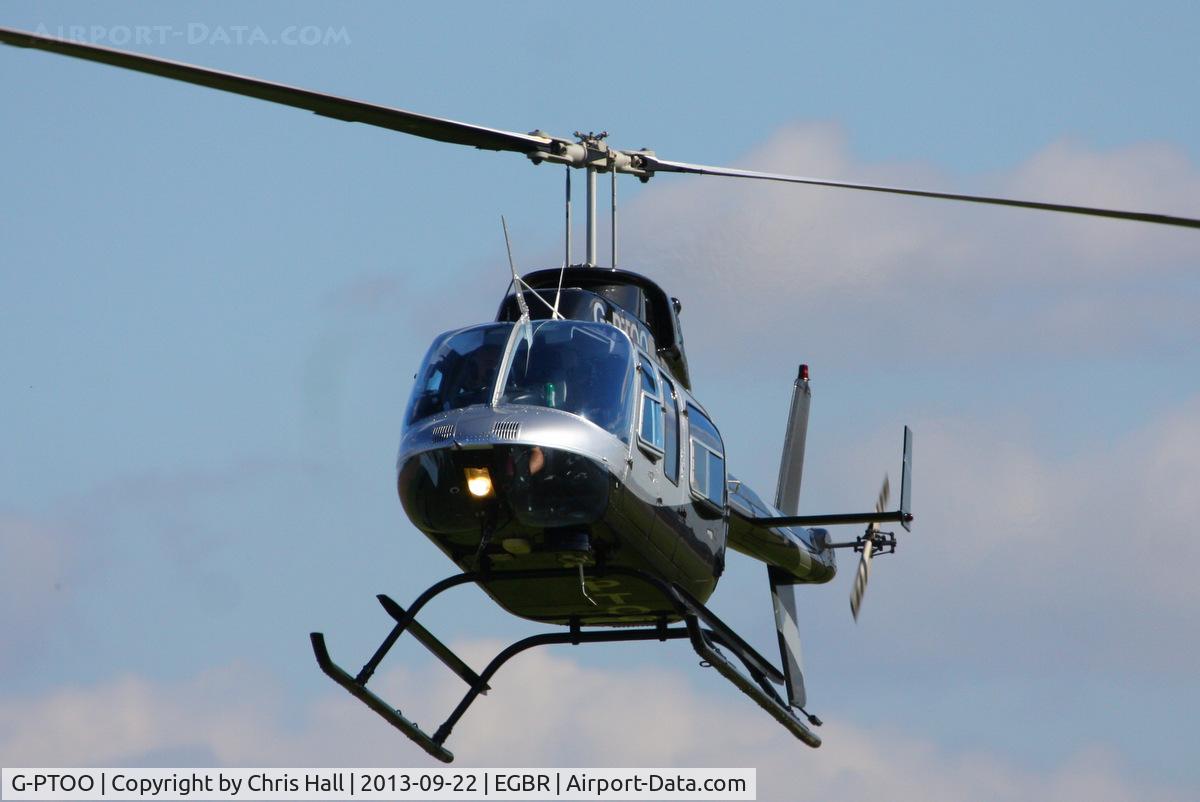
xmin=850 ymin=475 xmax=893 ymax=621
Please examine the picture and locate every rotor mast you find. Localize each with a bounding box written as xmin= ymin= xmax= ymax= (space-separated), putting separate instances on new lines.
xmin=531 ymin=130 xmax=654 ymax=267
xmin=586 ymin=163 xmax=597 ymax=266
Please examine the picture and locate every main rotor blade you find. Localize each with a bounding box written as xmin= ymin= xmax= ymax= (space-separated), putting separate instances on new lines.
xmin=7 ymin=26 xmax=1196 ymax=231
xmin=640 ymin=155 xmax=1200 ymax=230
xmin=0 ymin=27 xmax=551 ymax=154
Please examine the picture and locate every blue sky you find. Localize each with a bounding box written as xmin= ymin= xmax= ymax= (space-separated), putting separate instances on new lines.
xmin=2 ymin=2 xmax=1198 ymax=799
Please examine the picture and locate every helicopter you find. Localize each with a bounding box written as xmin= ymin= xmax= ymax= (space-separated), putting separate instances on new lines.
xmin=3 ymin=26 xmax=1197 ymax=765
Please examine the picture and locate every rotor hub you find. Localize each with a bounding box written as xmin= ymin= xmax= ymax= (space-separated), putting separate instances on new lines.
xmin=526 ymin=129 xmax=654 ymax=180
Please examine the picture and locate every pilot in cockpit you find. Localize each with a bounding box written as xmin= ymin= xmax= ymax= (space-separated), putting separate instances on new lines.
xmin=451 ymin=343 xmax=501 ymax=408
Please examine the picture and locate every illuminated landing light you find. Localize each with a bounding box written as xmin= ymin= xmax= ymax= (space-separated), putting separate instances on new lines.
xmin=464 ymin=467 xmax=493 ymax=498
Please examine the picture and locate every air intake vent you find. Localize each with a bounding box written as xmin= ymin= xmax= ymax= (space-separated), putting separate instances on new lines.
xmin=431 ymin=424 xmax=456 ymax=440
xmin=491 ymin=420 xmax=521 ymax=440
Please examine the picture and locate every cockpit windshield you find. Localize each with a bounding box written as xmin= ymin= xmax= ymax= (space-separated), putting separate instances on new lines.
xmin=404 ymin=324 xmax=511 ymax=425
xmin=498 ymin=321 xmax=635 ymax=438
xmin=404 ymin=320 xmax=636 ymax=440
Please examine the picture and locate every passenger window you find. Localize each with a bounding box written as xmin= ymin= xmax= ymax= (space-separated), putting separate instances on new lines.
xmin=686 ymin=403 xmax=725 ymax=507
xmin=660 ymin=372 xmax=679 ymax=484
xmin=637 ymin=357 xmax=665 ymax=454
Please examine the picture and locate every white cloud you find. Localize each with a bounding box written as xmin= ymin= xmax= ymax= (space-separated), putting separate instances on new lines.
xmin=906 ymin=394 xmax=1200 ymax=610
xmin=1 ymin=649 xmax=1190 ymax=801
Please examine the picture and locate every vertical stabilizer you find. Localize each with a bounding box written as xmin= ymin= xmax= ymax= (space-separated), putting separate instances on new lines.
xmin=775 ymin=364 xmax=812 ymax=513
xmin=770 ymin=364 xmax=813 ymax=709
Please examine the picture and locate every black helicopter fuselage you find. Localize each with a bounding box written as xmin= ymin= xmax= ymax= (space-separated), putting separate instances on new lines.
xmin=396 ymin=268 xmax=835 ymax=627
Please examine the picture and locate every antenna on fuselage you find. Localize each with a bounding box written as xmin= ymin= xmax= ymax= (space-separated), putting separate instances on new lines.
xmin=501 ymin=215 xmax=529 ymax=320
xmin=501 ymin=215 xmax=561 ymax=320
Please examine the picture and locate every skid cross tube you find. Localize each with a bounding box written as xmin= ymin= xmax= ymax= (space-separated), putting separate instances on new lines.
xmin=311 ymin=565 xmax=820 ymax=762
xmin=430 ymin=624 xmax=694 ymax=747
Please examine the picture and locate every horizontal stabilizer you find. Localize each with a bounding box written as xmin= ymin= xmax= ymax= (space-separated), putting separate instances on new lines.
xmin=742 ymin=509 xmax=912 ymax=527
xmin=745 ymin=426 xmax=914 ymax=530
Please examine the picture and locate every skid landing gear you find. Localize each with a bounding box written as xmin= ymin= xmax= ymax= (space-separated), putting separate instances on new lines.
xmin=310 ymin=567 xmax=820 ymax=762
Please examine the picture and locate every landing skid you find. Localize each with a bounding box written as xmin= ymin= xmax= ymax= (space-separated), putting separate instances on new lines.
xmin=310 ymin=567 xmax=820 ymax=762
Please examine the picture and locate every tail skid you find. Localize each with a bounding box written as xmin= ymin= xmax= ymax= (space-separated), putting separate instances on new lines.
xmin=311 ymin=567 xmax=820 ymax=762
